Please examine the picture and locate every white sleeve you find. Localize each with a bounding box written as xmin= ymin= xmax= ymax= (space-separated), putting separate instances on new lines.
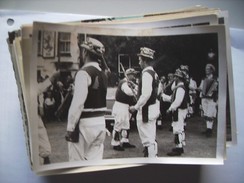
xmin=157 ymin=82 xmax=163 ymax=95
xmin=198 ymin=80 xmax=204 ymax=97
xmin=162 ymin=93 xmax=172 ymax=102
xmin=189 ymin=80 xmax=197 ymax=90
xmin=67 ymin=71 xmax=91 ymax=131
xmin=37 ymin=78 xmax=52 ymax=96
xmin=121 ymin=82 xmax=135 ymax=96
xmin=134 ymin=72 xmax=152 ymax=110
xmin=169 ymin=87 xmax=185 ymax=111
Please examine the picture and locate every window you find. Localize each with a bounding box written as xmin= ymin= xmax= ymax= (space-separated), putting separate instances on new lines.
xmin=118 ymin=54 xmax=131 ymax=77
xmin=58 ymin=32 xmax=71 ymax=56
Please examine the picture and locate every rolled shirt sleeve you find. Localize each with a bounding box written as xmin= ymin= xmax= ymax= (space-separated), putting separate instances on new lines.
xmin=67 ymin=70 xmax=91 ymax=131
xmin=157 ymin=82 xmax=164 ymax=96
xmin=121 ymin=81 xmax=136 ymax=97
xmin=162 ymin=93 xmax=172 ymax=102
xmin=189 ymin=79 xmax=197 ymax=91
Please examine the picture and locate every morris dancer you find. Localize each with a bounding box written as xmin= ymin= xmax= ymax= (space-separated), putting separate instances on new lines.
xmin=111 ymin=68 xmax=138 ymax=151
xmin=130 ymin=47 xmax=160 ymax=157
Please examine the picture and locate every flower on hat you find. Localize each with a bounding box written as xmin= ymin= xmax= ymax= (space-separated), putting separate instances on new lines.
xmin=179 ymin=65 xmax=189 ymax=81
xmin=80 ymin=37 xmax=105 ymax=56
xmin=137 ymin=47 xmax=155 ymax=59
xmin=174 ymin=69 xmax=185 ymax=79
xmin=125 ymin=68 xmax=138 ymax=75
xmin=180 ymin=65 xmax=189 ymax=73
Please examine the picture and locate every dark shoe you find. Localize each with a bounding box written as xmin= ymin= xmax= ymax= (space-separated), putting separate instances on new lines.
xmin=43 ymin=157 xmax=51 ymax=164
xmin=122 ymin=142 xmax=136 ymax=148
xmin=167 ymin=148 xmax=184 ymax=156
xmin=113 ymin=145 xmax=124 ymax=151
xmin=172 ymin=147 xmax=184 ymax=154
xmin=205 ymin=129 xmax=213 ymax=138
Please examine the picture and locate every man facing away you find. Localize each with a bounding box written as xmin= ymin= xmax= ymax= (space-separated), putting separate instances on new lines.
xmin=129 ymin=47 xmax=160 ymax=157
xmin=65 ymin=37 xmax=108 ymax=161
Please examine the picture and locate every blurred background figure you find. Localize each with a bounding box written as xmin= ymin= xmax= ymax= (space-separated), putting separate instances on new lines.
xmin=188 ymin=76 xmax=197 ymax=117
xmin=157 ymin=75 xmax=166 ymax=129
xmin=198 ymin=64 xmax=218 ymax=137
xmin=162 ymin=69 xmax=188 ymax=156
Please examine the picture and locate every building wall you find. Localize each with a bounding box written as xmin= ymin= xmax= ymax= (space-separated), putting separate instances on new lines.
xmin=37 ymin=30 xmax=80 ymax=78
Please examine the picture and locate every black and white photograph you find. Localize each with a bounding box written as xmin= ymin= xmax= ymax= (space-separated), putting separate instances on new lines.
xmin=2 ymin=1 xmax=244 ymax=182
xmin=29 ymin=23 xmax=227 ymax=170
xmin=79 ymin=10 xmax=236 ymax=147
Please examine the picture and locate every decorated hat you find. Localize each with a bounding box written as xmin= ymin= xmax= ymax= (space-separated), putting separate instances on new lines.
xmin=180 ymin=65 xmax=189 ymax=73
xmin=174 ymin=69 xmax=185 ymax=79
xmin=179 ymin=65 xmax=189 ymax=81
xmin=137 ymin=47 xmax=155 ymax=60
xmin=206 ymin=63 xmax=215 ymax=72
xmin=80 ymin=37 xmax=105 ymax=56
xmin=125 ymin=68 xmax=138 ymax=75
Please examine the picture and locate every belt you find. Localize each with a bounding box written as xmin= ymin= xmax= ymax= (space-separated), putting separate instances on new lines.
xmin=80 ymin=111 xmax=105 ymax=119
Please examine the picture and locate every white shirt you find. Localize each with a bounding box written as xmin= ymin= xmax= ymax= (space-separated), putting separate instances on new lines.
xmin=189 ymin=78 xmax=197 ymax=94
xmin=67 ymin=62 xmax=102 ymax=131
xmin=134 ymin=66 xmax=154 ymax=110
xmin=162 ymin=82 xmax=185 ymax=112
xmin=157 ymin=82 xmax=164 ymax=96
xmin=198 ymin=74 xmax=214 ymax=98
xmin=37 ymin=79 xmax=52 ymax=96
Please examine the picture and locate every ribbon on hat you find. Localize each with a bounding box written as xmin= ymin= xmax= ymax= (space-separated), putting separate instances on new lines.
xmin=81 ymin=37 xmax=105 ymax=56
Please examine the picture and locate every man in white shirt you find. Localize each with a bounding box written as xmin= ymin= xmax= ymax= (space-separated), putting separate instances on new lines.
xmin=65 ymin=37 xmax=108 ymax=161
xmin=129 ymin=47 xmax=160 ymax=157
xmin=198 ymin=64 xmax=218 ymax=137
xmin=111 ymin=68 xmax=138 ymax=151
xmin=162 ymin=69 xmax=188 ymax=156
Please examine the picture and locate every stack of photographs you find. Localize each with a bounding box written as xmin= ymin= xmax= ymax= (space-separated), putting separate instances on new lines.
xmin=7 ymin=5 xmax=236 ymax=175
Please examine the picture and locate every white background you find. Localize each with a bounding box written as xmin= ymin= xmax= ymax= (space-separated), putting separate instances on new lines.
xmin=0 ymin=0 xmax=244 ymax=183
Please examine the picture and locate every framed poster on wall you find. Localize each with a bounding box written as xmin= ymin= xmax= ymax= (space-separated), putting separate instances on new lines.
xmin=42 ymin=30 xmax=56 ymax=58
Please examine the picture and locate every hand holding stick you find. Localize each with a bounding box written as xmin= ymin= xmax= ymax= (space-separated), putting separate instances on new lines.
xmin=120 ymin=63 xmax=138 ymax=102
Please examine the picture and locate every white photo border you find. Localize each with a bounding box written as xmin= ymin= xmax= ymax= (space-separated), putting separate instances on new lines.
xmin=30 ymin=23 xmax=227 ymax=172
